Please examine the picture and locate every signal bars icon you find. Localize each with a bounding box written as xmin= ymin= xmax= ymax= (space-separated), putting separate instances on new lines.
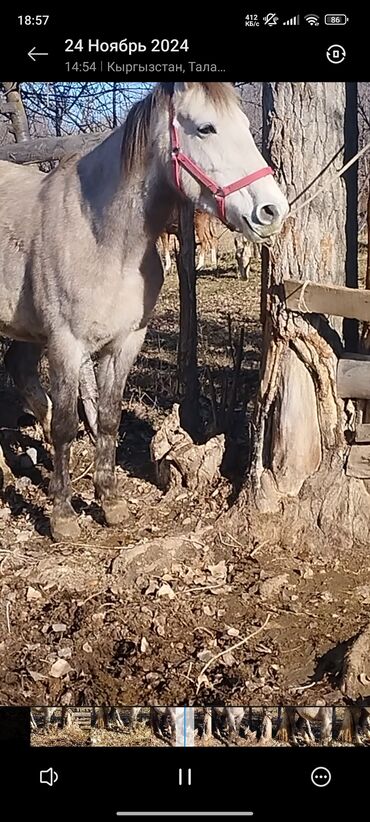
xmin=283 ymin=14 xmax=300 ymax=26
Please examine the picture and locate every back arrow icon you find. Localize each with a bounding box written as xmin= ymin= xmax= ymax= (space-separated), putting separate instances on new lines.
xmin=28 ymin=47 xmax=49 ymax=61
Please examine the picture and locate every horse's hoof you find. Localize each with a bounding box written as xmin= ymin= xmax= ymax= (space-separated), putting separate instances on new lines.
xmin=276 ymin=730 xmax=289 ymax=743
xmin=102 ymin=498 xmax=129 ymax=526
xmin=50 ymin=511 xmax=81 ymax=542
xmin=339 ymin=731 xmax=352 ymax=744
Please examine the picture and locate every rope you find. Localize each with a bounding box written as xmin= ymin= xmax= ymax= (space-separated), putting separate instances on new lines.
xmin=296 ymin=280 xmax=310 ymax=313
xmin=291 ymin=140 xmax=370 ymax=213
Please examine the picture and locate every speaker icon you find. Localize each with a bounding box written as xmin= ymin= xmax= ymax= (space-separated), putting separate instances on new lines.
xmin=40 ymin=767 xmax=58 ymax=786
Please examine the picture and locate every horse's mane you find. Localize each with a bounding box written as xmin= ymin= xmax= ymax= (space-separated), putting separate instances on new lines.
xmin=120 ymin=82 xmax=239 ymax=175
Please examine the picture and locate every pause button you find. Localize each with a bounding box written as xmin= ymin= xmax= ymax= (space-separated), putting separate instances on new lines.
xmin=178 ymin=768 xmax=192 ymax=786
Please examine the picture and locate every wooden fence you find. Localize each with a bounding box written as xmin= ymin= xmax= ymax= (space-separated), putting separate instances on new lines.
xmin=283 ymin=276 xmax=370 ymax=478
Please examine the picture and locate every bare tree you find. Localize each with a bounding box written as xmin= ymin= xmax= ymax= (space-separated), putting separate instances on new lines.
xmin=1 ymin=82 xmax=30 ymax=142
xmin=235 ymin=83 xmax=367 ymax=549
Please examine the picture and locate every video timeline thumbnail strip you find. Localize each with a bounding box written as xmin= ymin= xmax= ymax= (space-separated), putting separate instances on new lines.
xmin=1 ymin=705 xmax=368 ymax=747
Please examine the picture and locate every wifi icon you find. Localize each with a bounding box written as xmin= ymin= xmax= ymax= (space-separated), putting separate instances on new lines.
xmin=305 ymin=13 xmax=320 ymax=25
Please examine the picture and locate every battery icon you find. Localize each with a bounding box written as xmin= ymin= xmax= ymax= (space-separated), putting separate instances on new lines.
xmin=324 ymin=14 xmax=349 ymax=25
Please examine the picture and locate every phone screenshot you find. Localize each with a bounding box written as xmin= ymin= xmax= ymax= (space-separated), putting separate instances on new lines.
xmin=0 ymin=6 xmax=369 ymax=820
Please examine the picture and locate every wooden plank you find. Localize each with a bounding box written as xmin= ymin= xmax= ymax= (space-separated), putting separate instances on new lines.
xmin=341 ymin=352 xmax=370 ymax=362
xmin=346 ymin=444 xmax=370 ymax=478
xmin=337 ymin=358 xmax=370 ymax=399
xmin=283 ymin=279 xmax=370 ymax=323
xmin=354 ymin=424 xmax=370 ymax=443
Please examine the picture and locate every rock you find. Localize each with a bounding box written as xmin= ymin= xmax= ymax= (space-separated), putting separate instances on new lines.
xmin=17 ymin=532 xmax=31 ymax=543
xmin=26 ymin=447 xmax=38 ymax=465
xmin=157 ymin=583 xmax=176 ymax=600
xmin=49 ymin=659 xmax=72 ymax=678
xmin=27 ymin=586 xmax=42 ymax=601
xmin=207 ymin=560 xmax=227 ymax=581
xmin=259 ymin=573 xmax=289 ymax=599
xmin=19 ymin=550 xmax=106 ymax=594
xmin=111 ymin=536 xmax=198 ymax=588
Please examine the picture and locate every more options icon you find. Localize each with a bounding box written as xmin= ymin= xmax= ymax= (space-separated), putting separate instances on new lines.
xmin=311 ymin=766 xmax=331 ymax=788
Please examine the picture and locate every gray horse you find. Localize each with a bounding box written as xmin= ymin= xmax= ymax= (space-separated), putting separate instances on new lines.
xmin=0 ymin=82 xmax=288 ymax=540
xmin=277 ymin=707 xmax=333 ymax=745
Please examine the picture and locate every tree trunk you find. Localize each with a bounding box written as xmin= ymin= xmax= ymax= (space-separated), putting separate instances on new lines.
xmin=177 ymin=202 xmax=200 ymax=438
xmin=239 ymin=83 xmax=366 ymax=547
xmin=1 ymin=82 xmax=30 ymax=142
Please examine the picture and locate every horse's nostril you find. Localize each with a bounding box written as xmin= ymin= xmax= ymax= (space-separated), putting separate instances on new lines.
xmin=256 ymin=203 xmax=280 ymax=225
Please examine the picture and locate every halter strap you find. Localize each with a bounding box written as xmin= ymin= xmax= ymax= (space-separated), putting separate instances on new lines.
xmin=169 ymin=102 xmax=273 ymax=224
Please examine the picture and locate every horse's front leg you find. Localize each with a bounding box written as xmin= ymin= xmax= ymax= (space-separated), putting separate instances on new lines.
xmin=94 ymin=327 xmax=147 ymax=525
xmin=48 ymin=335 xmax=83 ymax=541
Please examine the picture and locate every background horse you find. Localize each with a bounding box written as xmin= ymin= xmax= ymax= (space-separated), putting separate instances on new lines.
xmin=159 ymin=210 xmax=219 ymax=273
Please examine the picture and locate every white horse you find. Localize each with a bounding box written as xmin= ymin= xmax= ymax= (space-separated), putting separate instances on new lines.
xmin=0 ymin=82 xmax=288 ymax=540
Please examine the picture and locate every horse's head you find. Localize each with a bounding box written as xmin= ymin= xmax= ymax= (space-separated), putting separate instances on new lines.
xmin=160 ymin=82 xmax=289 ymax=242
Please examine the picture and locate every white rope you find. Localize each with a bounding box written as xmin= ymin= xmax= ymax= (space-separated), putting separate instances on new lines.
xmin=291 ymin=140 xmax=370 ymax=213
xmin=296 ymin=280 xmax=311 ymax=313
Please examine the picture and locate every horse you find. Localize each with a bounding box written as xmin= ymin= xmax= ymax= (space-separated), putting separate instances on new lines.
xmin=339 ymin=706 xmax=370 ymax=745
xmin=234 ymin=236 xmax=260 ymax=280
xmin=212 ymin=707 xmax=247 ymax=739
xmin=159 ymin=210 xmax=219 ymax=273
xmin=30 ymin=706 xmax=74 ymax=732
xmin=150 ymin=706 xmax=179 ymax=743
xmin=277 ymin=707 xmax=333 ymax=745
xmin=0 ymin=81 xmax=288 ymax=541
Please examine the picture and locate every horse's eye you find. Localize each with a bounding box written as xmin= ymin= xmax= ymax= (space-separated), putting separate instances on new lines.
xmin=197 ymin=124 xmax=216 ymax=136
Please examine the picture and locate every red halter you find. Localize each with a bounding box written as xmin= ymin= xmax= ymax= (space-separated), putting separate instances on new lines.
xmin=169 ymin=105 xmax=274 ymax=225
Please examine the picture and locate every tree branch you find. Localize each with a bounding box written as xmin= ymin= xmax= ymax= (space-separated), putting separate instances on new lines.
xmin=0 ymin=129 xmax=108 ymax=164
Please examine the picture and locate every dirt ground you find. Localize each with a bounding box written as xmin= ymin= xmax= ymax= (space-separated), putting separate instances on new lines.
xmin=0 ymin=235 xmax=370 ymax=707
